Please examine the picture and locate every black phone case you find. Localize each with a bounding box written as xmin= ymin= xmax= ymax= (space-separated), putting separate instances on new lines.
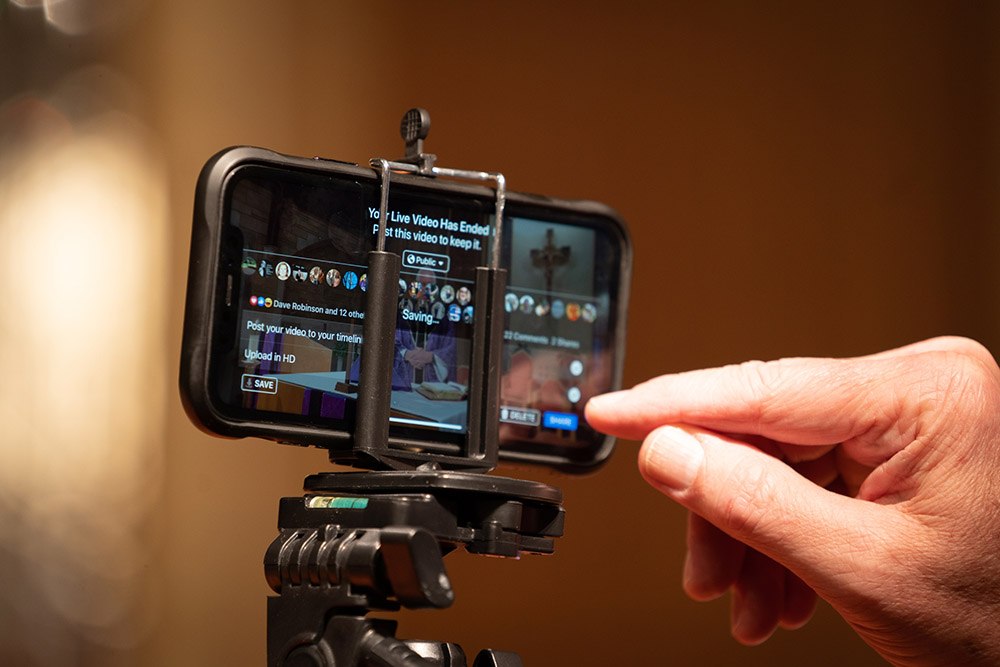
xmin=179 ymin=146 xmax=633 ymax=472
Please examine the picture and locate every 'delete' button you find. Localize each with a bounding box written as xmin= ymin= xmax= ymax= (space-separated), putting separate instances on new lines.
xmin=500 ymin=406 xmax=541 ymax=426
xmin=542 ymin=411 xmax=579 ymax=431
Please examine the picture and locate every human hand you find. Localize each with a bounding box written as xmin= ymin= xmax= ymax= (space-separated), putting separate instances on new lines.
xmin=585 ymin=337 xmax=1000 ymax=666
xmin=404 ymin=348 xmax=435 ymax=369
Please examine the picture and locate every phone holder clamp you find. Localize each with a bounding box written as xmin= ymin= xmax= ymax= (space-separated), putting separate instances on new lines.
xmin=266 ymin=109 xmax=557 ymax=667
xmin=350 ymin=108 xmax=508 ymax=473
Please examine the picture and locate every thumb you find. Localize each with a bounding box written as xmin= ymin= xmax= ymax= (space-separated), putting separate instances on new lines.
xmin=640 ymin=424 xmax=900 ymax=597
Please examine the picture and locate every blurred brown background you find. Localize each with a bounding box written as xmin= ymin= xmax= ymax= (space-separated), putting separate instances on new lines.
xmin=1 ymin=1 xmax=997 ymax=665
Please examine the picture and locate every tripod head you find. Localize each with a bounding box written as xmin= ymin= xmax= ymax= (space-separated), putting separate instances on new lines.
xmin=265 ymin=469 xmax=562 ymax=666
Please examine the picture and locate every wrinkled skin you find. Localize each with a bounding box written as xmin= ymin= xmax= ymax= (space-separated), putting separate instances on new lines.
xmin=586 ymin=337 xmax=1000 ymax=666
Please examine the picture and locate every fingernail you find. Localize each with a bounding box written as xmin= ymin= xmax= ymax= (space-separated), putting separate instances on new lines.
xmin=586 ymin=390 xmax=627 ymax=410
xmin=641 ymin=426 xmax=704 ymax=493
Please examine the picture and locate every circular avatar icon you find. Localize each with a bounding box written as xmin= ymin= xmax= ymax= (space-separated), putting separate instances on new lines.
xmin=327 ymin=268 xmax=342 ymax=287
xmin=258 ymin=260 xmax=273 ymax=278
xmin=431 ymin=301 xmax=446 ymax=322
xmin=359 ymin=273 xmax=368 ymax=292
xmin=241 ymin=256 xmax=257 ymax=275
xmin=504 ymin=293 xmax=519 ymax=313
xmin=518 ymin=294 xmax=535 ymax=314
xmin=582 ymin=303 xmax=597 ymax=323
xmin=343 ymin=271 xmax=359 ymax=290
xmin=399 ymin=298 xmax=415 ymax=313
xmin=275 ymin=261 xmax=291 ymax=281
xmin=456 ymin=286 xmax=471 ymax=306
xmin=423 ymin=283 xmax=439 ymax=302
xmin=408 ymin=281 xmax=422 ymax=298
xmin=550 ymin=299 xmax=565 ymax=319
xmin=566 ymin=303 xmax=581 ymax=322
xmin=567 ymin=386 xmax=582 ymax=404
xmin=535 ymin=300 xmax=551 ymax=317
xmin=398 ymin=278 xmax=408 ymax=297
xmin=462 ymin=305 xmax=474 ymax=324
xmin=569 ymin=359 xmax=584 ymax=377
xmin=440 ymin=284 xmax=455 ymax=303
xmin=309 ymin=266 xmax=323 ymax=284
xmin=447 ymin=304 xmax=462 ymax=322
xmin=292 ymin=265 xmax=308 ymax=282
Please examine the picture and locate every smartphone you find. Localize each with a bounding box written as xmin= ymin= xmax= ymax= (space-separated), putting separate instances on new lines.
xmin=180 ymin=147 xmax=631 ymax=471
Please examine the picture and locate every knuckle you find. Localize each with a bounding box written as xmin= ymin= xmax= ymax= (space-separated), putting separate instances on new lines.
xmin=731 ymin=359 xmax=786 ymax=429
xmin=930 ymin=341 xmax=1000 ymax=406
xmin=922 ymin=337 xmax=1000 ymax=390
xmin=932 ymin=335 xmax=992 ymax=363
xmin=717 ymin=460 xmax=776 ymax=539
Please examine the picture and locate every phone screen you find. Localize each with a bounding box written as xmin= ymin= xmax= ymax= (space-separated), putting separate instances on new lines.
xmin=212 ymin=162 xmax=626 ymax=461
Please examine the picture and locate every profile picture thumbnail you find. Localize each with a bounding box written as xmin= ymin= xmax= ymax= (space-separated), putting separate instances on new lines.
xmin=423 ymin=283 xmax=439 ymax=302
xmin=440 ymin=284 xmax=455 ymax=304
xmin=292 ymin=265 xmax=308 ymax=282
xmin=398 ymin=278 xmax=407 ymax=297
xmin=275 ymin=261 xmax=291 ymax=281
xmin=408 ymin=281 xmax=422 ymax=298
xmin=518 ymin=294 xmax=535 ymax=315
xmin=582 ymin=303 xmax=597 ymax=323
xmin=566 ymin=303 xmax=581 ymax=322
xmin=343 ymin=271 xmax=359 ymax=290
xmin=359 ymin=273 xmax=368 ymax=292
xmin=462 ymin=305 xmax=474 ymax=324
xmin=447 ymin=304 xmax=462 ymax=322
xmin=504 ymin=293 xmax=519 ymax=313
xmin=456 ymin=286 xmax=471 ymax=306
xmin=535 ymin=300 xmax=550 ymax=317
xmin=327 ymin=268 xmax=342 ymax=287
xmin=258 ymin=260 xmax=274 ymax=278
xmin=241 ymin=256 xmax=257 ymax=275
xmin=551 ymin=299 xmax=566 ymax=319
xmin=431 ymin=301 xmax=446 ymax=322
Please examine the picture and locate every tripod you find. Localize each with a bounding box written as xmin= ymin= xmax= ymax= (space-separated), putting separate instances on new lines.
xmin=264 ymin=470 xmax=563 ymax=666
xmin=264 ymin=110 xmax=565 ymax=666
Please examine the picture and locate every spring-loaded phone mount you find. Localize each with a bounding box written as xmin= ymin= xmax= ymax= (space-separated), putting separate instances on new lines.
xmin=264 ymin=109 xmax=564 ymax=667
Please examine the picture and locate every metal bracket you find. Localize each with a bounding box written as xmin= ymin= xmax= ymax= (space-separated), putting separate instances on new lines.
xmin=350 ymin=109 xmax=509 ymax=472
xmin=370 ymin=108 xmax=507 ymax=270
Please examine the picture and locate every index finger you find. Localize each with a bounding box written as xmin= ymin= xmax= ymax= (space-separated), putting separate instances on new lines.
xmin=585 ymin=355 xmax=886 ymax=445
xmin=586 ymin=336 xmax=996 ymax=446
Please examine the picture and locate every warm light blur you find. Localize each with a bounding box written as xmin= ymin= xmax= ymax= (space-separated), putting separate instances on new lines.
xmin=0 ymin=83 xmax=167 ymax=662
xmin=8 ymin=0 xmax=139 ymax=35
